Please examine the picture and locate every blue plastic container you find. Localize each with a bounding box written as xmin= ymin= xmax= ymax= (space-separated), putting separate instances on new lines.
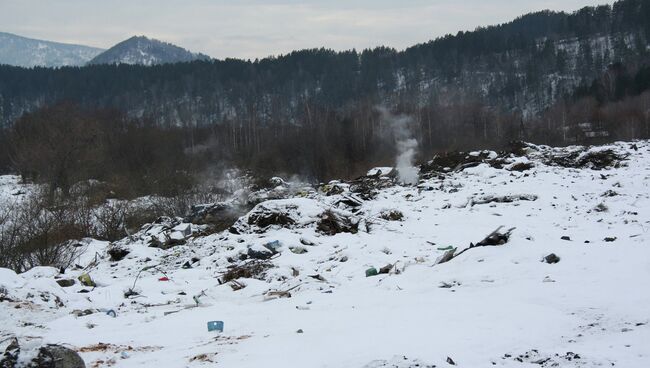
xmin=264 ymin=240 xmax=281 ymax=252
xmin=207 ymin=320 xmax=224 ymax=332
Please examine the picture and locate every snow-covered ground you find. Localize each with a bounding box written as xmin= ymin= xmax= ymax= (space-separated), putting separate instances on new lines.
xmin=1 ymin=141 xmax=649 ymax=367
xmin=0 ymin=175 xmax=34 ymax=206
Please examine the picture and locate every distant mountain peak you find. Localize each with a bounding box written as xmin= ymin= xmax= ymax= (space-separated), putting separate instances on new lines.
xmin=0 ymin=32 xmax=104 ymax=68
xmin=88 ymin=35 xmax=210 ymax=66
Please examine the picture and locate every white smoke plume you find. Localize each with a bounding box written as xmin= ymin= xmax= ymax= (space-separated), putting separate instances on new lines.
xmin=377 ymin=107 xmax=419 ymax=185
xmin=396 ymin=138 xmax=419 ymax=185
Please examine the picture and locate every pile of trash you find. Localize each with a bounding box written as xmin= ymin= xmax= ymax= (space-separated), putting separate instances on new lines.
xmin=419 ymin=141 xmax=630 ymax=180
xmin=317 ymin=209 xmax=360 ymax=235
xmin=418 ymin=145 xmax=535 ymax=179
xmin=116 ymin=216 xmax=201 ymax=250
xmin=219 ymin=260 xmax=274 ymax=286
xmin=246 ymin=177 xmax=315 ymax=205
xmin=420 ymin=151 xmax=498 ymax=175
xmin=184 ymin=202 xmax=246 ymax=232
xmin=229 ymin=198 xmax=323 ymax=234
xmin=541 ymin=147 xmax=629 ymax=170
xmin=349 ymin=168 xmax=398 ymax=200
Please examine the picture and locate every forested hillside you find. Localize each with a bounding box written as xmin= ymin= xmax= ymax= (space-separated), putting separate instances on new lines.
xmin=1 ymin=0 xmax=649 ymax=128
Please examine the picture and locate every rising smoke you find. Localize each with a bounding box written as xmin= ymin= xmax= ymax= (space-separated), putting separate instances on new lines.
xmin=377 ymin=107 xmax=419 ymax=185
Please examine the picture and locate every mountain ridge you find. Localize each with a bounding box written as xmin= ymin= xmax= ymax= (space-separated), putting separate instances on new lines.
xmin=0 ymin=31 xmax=104 ymax=68
xmin=88 ymin=35 xmax=211 ymax=66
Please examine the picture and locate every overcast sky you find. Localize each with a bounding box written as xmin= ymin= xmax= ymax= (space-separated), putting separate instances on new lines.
xmin=1 ymin=0 xmax=614 ymax=59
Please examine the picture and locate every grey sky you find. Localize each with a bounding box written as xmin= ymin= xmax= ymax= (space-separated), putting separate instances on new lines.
xmin=1 ymin=0 xmax=615 ymax=60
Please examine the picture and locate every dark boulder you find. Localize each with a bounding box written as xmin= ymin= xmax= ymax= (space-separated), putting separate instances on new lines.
xmin=32 ymin=344 xmax=86 ymax=368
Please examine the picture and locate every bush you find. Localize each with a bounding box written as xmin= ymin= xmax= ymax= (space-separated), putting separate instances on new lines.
xmin=0 ymin=189 xmax=88 ymax=272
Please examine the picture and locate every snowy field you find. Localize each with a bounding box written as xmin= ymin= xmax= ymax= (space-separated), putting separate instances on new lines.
xmin=1 ymin=141 xmax=649 ymax=367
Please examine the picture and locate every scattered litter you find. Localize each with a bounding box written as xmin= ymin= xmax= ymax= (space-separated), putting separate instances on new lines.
xmin=207 ymin=320 xmax=224 ymax=332
xmin=264 ymin=284 xmax=300 ymax=300
xmin=317 ymin=209 xmax=359 ymax=235
xmin=544 ymin=254 xmax=561 ymax=264
xmin=473 ymin=226 xmax=514 ymax=246
xmin=594 ymin=203 xmax=608 ymax=212
xmin=300 ymin=237 xmax=316 ymax=246
xmin=503 ymin=350 xmax=583 ymax=366
xmin=380 ymin=210 xmax=404 ymax=221
xmin=308 ymin=274 xmax=326 ymax=282
xmin=365 ymin=267 xmax=379 ymax=277
xmin=439 ymin=281 xmax=461 ymax=288
xmin=78 ymin=273 xmax=96 ymax=287
xmin=220 ymin=260 xmax=274 ymax=283
xmin=190 ymin=353 xmax=216 ymax=363
xmin=56 ymin=279 xmax=75 ymax=287
xmin=378 ymin=264 xmax=393 ymax=274
xmin=229 ymin=280 xmax=246 ymax=291
xmin=469 ymin=194 xmax=537 ymax=206
xmin=193 ymin=291 xmax=207 ymax=306
xmin=436 ymin=227 xmax=514 ymax=265
xmin=435 ymin=249 xmax=456 ymax=265
xmin=363 ymin=355 xmax=436 ymax=368
xmin=264 ymin=240 xmax=282 ymax=252
xmin=290 ymin=246 xmax=308 ymax=254
xmin=107 ymin=246 xmax=130 ymax=262
xmin=123 ymin=289 xmax=139 ymax=298
xmin=125 ymin=264 xmax=165 ymax=298
xmin=72 ymin=309 xmax=95 ymax=317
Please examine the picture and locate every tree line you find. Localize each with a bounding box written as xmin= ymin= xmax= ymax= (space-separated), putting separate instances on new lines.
xmin=3 ymin=62 xmax=649 ymax=192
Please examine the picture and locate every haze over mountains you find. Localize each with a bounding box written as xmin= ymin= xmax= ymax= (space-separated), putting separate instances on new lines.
xmin=0 ymin=32 xmax=104 ymax=67
xmin=0 ymin=33 xmax=210 ymax=67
